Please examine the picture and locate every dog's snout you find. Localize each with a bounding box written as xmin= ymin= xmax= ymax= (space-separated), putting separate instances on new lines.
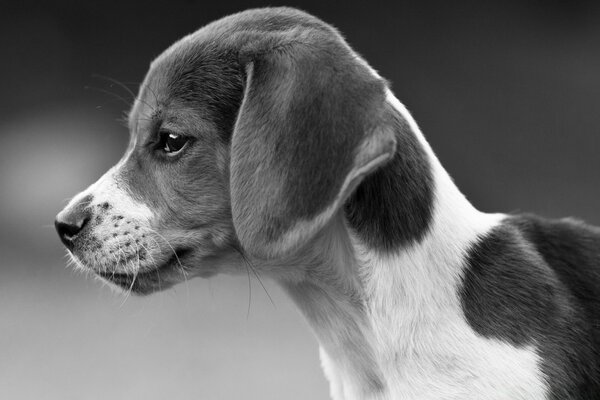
xmin=55 ymin=195 xmax=93 ymax=250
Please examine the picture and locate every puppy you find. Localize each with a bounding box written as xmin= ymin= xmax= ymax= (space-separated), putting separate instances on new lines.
xmin=55 ymin=7 xmax=600 ymax=400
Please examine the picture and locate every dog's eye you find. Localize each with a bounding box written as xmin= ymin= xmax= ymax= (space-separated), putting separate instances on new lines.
xmin=157 ymin=131 xmax=190 ymax=155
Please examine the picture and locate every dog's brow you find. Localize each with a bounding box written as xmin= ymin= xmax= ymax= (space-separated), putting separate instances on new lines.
xmin=129 ymin=108 xmax=162 ymax=136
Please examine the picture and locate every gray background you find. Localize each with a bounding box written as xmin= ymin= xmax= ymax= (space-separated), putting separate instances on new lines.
xmin=1 ymin=1 xmax=599 ymax=399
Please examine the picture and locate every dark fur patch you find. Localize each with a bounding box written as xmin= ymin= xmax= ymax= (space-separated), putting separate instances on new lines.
xmin=127 ymin=7 xmax=433 ymax=259
xmin=153 ymin=7 xmax=331 ymax=145
xmin=129 ymin=7 xmax=399 ymax=259
xmin=231 ymin=33 xmax=387 ymax=237
xmin=162 ymin=45 xmax=243 ymax=143
xmin=151 ymin=8 xmax=394 ymax=258
xmin=460 ymin=214 xmax=600 ymax=399
xmin=344 ymin=104 xmax=434 ymax=251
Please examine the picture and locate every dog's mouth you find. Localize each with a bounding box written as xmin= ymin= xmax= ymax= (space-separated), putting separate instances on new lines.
xmin=96 ymin=248 xmax=193 ymax=294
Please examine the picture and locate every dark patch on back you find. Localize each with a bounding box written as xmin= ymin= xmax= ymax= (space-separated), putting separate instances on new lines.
xmin=344 ymin=104 xmax=434 ymax=251
xmin=460 ymin=215 xmax=600 ymax=399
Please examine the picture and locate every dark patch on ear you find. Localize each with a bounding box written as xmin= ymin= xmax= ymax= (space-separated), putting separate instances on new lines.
xmin=222 ymin=9 xmax=396 ymax=258
xmin=344 ymin=104 xmax=434 ymax=251
xmin=148 ymin=8 xmax=426 ymax=257
xmin=233 ymin=45 xmax=385 ymax=235
xmin=460 ymin=215 xmax=600 ymax=399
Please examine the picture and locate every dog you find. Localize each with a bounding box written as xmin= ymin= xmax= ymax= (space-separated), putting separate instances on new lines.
xmin=55 ymin=7 xmax=600 ymax=399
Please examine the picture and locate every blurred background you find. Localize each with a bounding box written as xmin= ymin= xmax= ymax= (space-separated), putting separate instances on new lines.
xmin=1 ymin=0 xmax=599 ymax=399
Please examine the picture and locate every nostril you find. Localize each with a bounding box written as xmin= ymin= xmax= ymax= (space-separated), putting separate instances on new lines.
xmin=55 ymin=211 xmax=91 ymax=250
xmin=55 ymin=218 xmax=86 ymax=236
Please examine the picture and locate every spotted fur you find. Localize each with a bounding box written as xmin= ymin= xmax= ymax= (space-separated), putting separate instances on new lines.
xmin=55 ymin=7 xmax=599 ymax=399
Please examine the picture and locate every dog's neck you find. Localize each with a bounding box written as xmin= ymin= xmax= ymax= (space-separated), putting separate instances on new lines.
xmin=279 ymin=92 xmax=503 ymax=399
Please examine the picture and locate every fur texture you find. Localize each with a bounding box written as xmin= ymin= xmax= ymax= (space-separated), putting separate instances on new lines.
xmin=55 ymin=7 xmax=600 ymax=399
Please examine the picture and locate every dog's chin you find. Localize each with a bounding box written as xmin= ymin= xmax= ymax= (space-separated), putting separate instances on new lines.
xmin=97 ymin=268 xmax=173 ymax=295
xmin=95 ymin=249 xmax=193 ymax=296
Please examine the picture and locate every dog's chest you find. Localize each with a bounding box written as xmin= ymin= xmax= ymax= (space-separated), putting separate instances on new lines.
xmin=381 ymin=323 xmax=545 ymax=399
xmin=320 ymin=314 xmax=548 ymax=400
xmin=320 ymin=244 xmax=550 ymax=400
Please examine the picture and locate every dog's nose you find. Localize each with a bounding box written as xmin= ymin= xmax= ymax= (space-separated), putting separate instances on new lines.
xmin=55 ymin=195 xmax=93 ymax=250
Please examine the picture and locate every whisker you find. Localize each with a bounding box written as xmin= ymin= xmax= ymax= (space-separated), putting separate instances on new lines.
xmin=85 ymin=85 xmax=132 ymax=108
xmin=144 ymin=84 xmax=160 ymax=107
xmin=145 ymin=228 xmax=185 ymax=273
xmin=108 ymin=250 xmax=120 ymax=271
xmin=115 ymin=241 xmax=128 ymax=279
xmin=117 ymin=113 xmax=130 ymax=129
xmin=145 ymin=232 xmax=191 ymax=299
xmin=116 ymin=111 xmax=156 ymax=127
xmin=231 ymin=244 xmax=275 ymax=309
xmin=91 ymin=73 xmax=137 ymax=101
xmin=138 ymin=241 xmax=158 ymax=269
xmin=120 ymin=241 xmax=142 ymax=306
xmin=104 ymin=78 xmax=159 ymax=112
xmin=244 ymin=253 xmax=252 ymax=319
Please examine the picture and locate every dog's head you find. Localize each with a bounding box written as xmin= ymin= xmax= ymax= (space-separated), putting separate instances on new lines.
xmin=55 ymin=7 xmax=397 ymax=294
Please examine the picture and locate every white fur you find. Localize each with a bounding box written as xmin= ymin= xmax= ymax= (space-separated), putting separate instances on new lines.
xmin=62 ymin=151 xmax=158 ymax=273
xmin=312 ymin=93 xmax=548 ymax=399
xmin=64 ymin=149 xmax=153 ymax=225
xmin=90 ymin=156 xmax=153 ymax=223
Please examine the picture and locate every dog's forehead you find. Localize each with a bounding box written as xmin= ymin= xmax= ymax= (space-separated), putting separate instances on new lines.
xmin=126 ymin=54 xmax=237 ymax=145
xmin=175 ymin=7 xmax=330 ymax=46
xmin=135 ymin=9 xmax=332 ymax=101
xmin=127 ymin=8 xmax=340 ymax=136
xmin=126 ymin=6 xmax=350 ymax=148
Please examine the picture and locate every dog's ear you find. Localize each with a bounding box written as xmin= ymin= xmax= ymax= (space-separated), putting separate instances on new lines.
xmin=230 ymin=28 xmax=396 ymax=259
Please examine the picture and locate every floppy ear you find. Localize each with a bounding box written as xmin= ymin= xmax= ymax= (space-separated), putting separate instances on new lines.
xmin=230 ymin=28 xmax=396 ymax=259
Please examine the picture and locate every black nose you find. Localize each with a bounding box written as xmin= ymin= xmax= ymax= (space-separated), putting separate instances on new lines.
xmin=55 ymin=195 xmax=93 ymax=250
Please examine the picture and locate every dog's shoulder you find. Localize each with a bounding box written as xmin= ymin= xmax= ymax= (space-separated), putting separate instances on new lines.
xmin=511 ymin=213 xmax=600 ymax=311
xmin=461 ymin=212 xmax=600 ymax=322
xmin=460 ymin=213 xmax=600 ymax=398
